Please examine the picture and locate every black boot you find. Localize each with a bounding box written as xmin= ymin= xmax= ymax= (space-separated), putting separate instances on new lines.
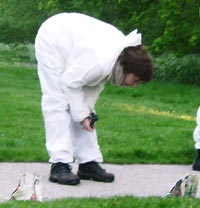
xmin=78 ymin=161 xmax=115 ymax=182
xmin=49 ymin=162 xmax=80 ymax=185
xmin=192 ymin=149 xmax=200 ymax=171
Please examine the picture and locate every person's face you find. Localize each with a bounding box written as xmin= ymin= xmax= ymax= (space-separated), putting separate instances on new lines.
xmin=123 ymin=73 xmax=142 ymax=87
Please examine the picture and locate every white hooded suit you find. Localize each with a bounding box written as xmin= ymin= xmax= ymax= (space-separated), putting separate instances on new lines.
xmin=35 ymin=13 xmax=141 ymax=163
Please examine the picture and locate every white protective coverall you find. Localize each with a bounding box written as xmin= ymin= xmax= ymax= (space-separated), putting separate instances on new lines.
xmin=194 ymin=107 xmax=200 ymax=149
xmin=35 ymin=13 xmax=141 ymax=164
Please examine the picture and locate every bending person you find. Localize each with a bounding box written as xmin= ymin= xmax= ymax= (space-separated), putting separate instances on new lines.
xmin=35 ymin=12 xmax=153 ymax=185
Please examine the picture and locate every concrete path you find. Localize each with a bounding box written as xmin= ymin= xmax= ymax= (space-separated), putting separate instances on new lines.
xmin=0 ymin=163 xmax=199 ymax=202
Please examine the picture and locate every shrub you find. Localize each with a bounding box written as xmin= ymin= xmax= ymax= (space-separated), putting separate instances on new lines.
xmin=154 ymin=53 xmax=200 ymax=86
xmin=0 ymin=43 xmax=35 ymax=63
xmin=1 ymin=42 xmax=200 ymax=87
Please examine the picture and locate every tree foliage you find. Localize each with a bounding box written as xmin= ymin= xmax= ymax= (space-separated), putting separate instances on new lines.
xmin=0 ymin=0 xmax=46 ymax=43
xmin=0 ymin=0 xmax=199 ymax=55
xmin=152 ymin=0 xmax=200 ymax=55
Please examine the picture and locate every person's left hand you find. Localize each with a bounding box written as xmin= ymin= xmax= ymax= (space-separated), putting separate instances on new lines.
xmin=80 ymin=118 xmax=94 ymax=132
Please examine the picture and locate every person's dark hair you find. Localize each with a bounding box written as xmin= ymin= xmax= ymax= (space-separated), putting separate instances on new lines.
xmin=118 ymin=45 xmax=153 ymax=82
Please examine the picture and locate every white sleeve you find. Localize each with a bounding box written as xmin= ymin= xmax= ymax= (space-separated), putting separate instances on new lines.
xmin=60 ymin=47 xmax=106 ymax=122
xmin=84 ymin=83 xmax=105 ymax=112
xmin=63 ymin=87 xmax=90 ymax=122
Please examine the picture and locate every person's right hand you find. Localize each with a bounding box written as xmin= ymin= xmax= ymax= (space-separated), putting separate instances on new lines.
xmin=80 ymin=118 xmax=94 ymax=132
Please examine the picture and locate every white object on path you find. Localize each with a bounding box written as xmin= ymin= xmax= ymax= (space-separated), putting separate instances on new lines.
xmin=11 ymin=172 xmax=43 ymax=201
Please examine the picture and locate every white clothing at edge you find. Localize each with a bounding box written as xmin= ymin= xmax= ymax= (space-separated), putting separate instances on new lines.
xmin=35 ymin=12 xmax=141 ymax=164
xmin=194 ymin=107 xmax=200 ymax=149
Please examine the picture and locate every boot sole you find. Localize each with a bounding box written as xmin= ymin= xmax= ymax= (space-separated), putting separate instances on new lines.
xmin=78 ymin=173 xmax=114 ymax=182
xmin=49 ymin=177 xmax=80 ymax=185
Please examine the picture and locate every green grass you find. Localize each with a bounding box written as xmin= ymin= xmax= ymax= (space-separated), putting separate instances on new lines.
xmin=0 ymin=64 xmax=47 ymax=161
xmin=97 ymin=82 xmax=200 ymax=164
xmin=0 ymin=63 xmax=200 ymax=163
xmin=1 ymin=59 xmax=200 ymax=207
xmin=1 ymin=196 xmax=200 ymax=208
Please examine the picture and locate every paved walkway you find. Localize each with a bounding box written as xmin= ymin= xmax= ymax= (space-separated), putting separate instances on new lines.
xmin=0 ymin=163 xmax=199 ymax=201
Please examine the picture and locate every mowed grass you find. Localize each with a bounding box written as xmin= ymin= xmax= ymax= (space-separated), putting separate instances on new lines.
xmin=0 ymin=63 xmax=200 ymax=164
xmin=1 ymin=61 xmax=200 ymax=207
xmin=0 ymin=63 xmax=47 ymax=161
xmin=97 ymin=81 xmax=200 ymax=164
xmin=1 ymin=196 xmax=200 ymax=208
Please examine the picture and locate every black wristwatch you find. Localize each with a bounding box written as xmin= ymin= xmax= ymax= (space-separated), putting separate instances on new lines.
xmin=87 ymin=113 xmax=99 ymax=128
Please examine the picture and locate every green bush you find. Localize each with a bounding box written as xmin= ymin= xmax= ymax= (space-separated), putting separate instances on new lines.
xmin=10 ymin=43 xmax=36 ymax=63
xmin=0 ymin=43 xmax=35 ymax=63
xmin=154 ymin=53 xmax=200 ymax=86
xmin=1 ymin=42 xmax=200 ymax=87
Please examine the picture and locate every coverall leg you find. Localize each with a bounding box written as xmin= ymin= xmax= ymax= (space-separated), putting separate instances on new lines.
xmin=35 ymin=32 xmax=103 ymax=164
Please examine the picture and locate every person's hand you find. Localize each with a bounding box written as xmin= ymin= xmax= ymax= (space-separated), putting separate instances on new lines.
xmin=80 ymin=118 xmax=94 ymax=132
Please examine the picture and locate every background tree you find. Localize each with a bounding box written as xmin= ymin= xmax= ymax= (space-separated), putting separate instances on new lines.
xmin=0 ymin=0 xmax=45 ymax=43
xmin=0 ymin=0 xmax=199 ymax=55
xmin=151 ymin=0 xmax=200 ymax=55
xmin=36 ymin=0 xmax=200 ymax=55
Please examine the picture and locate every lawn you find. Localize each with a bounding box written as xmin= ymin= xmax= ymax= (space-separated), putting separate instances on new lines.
xmin=1 ymin=196 xmax=200 ymax=208
xmin=0 ymin=61 xmax=200 ymax=207
xmin=0 ymin=63 xmax=199 ymax=164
